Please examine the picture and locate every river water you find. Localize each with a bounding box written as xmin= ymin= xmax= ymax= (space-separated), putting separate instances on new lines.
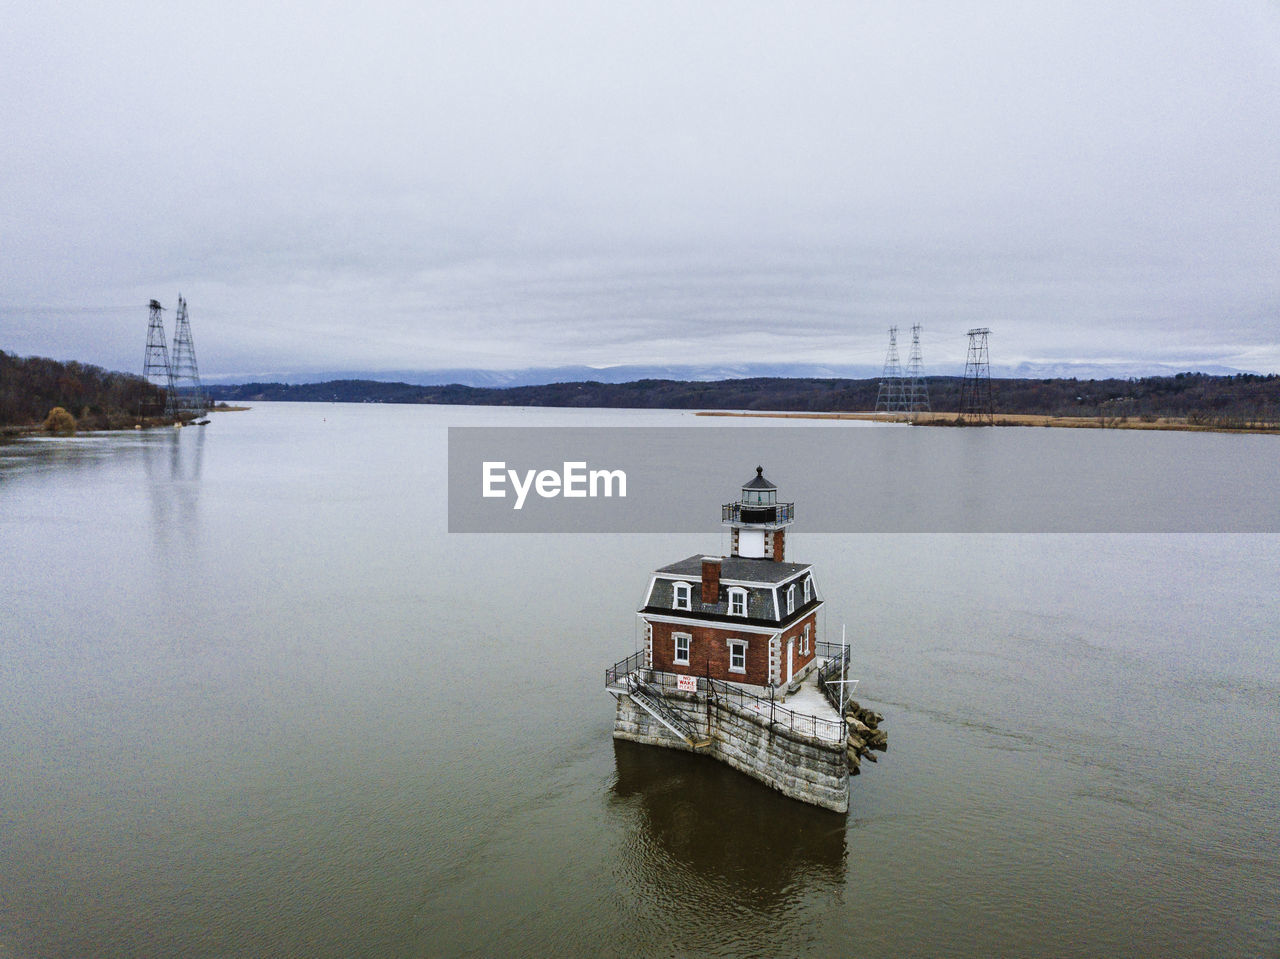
xmin=1 ymin=404 xmax=1277 ymax=958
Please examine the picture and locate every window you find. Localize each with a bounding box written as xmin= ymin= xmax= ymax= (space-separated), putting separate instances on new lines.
xmin=728 ymin=588 xmax=747 ymax=617
xmin=803 ymin=577 xmax=812 ymax=604
xmin=673 ymin=581 xmax=691 ymax=611
xmin=786 ymin=584 xmax=796 ymax=615
xmin=673 ymin=633 xmax=691 ymax=665
xmin=802 ymin=624 xmax=811 ymax=656
xmin=727 ymin=640 xmax=747 ymax=673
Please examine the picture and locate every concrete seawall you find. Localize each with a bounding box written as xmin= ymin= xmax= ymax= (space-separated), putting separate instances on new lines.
xmin=612 ymin=689 xmax=850 ymax=813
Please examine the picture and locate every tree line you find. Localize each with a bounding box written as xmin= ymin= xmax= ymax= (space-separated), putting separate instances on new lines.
xmin=4 ymin=350 xmax=1276 ymax=430
xmin=0 ymin=351 xmax=165 ymax=429
xmin=208 ymin=372 xmax=1280 ymax=426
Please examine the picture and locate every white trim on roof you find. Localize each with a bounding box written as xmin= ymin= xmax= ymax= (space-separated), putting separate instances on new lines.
xmin=638 ymin=612 xmax=784 ymax=635
xmin=652 ymin=572 xmax=808 ymax=588
xmin=640 ymin=574 xmax=659 ymax=611
xmin=638 ymin=601 xmax=824 ymax=632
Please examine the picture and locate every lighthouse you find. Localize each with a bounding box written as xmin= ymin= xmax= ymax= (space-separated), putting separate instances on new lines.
xmin=606 ymin=466 xmax=879 ymax=812
xmin=724 ymin=464 xmax=791 ymax=560
xmin=638 ymin=466 xmax=822 ymax=690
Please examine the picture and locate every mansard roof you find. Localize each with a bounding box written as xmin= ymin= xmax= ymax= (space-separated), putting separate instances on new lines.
xmin=642 ymin=556 xmax=821 ymax=627
xmin=655 ymin=554 xmax=811 ymax=585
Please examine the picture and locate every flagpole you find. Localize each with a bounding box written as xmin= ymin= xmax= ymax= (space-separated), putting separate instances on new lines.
xmin=840 ymin=623 xmax=848 ymax=715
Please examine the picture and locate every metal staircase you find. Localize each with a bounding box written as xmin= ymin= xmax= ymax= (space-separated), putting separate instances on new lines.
xmin=624 ymin=674 xmax=710 ymax=749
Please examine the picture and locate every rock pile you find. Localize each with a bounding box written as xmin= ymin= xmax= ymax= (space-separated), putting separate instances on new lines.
xmin=843 ymin=699 xmax=887 ymax=774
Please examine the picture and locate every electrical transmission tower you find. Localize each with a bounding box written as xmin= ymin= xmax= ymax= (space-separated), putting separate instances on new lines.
xmin=142 ymin=299 xmax=176 ymax=417
xmin=905 ymin=323 xmax=930 ymax=414
xmin=958 ymin=327 xmax=994 ymax=424
xmin=875 ymin=326 xmax=907 ymax=413
xmin=170 ymin=295 xmax=206 ymax=416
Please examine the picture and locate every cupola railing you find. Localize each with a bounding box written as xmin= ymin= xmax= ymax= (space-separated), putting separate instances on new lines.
xmin=721 ymin=501 xmax=795 ymax=525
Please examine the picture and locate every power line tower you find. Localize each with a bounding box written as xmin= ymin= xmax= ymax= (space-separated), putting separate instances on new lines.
xmin=905 ymin=323 xmax=930 ymax=414
xmin=170 ymin=295 xmax=206 ymax=416
xmin=142 ymin=299 xmax=176 ymax=417
xmin=958 ymin=327 xmax=994 ymax=425
xmin=875 ymin=326 xmax=906 ymax=413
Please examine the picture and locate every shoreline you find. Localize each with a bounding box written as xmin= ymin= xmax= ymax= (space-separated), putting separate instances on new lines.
xmin=695 ymin=409 xmax=1280 ymax=435
xmin=0 ymin=405 xmax=250 ymax=439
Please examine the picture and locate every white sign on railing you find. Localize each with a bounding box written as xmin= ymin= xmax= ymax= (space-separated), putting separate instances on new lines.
xmin=677 ymin=674 xmax=697 ymax=692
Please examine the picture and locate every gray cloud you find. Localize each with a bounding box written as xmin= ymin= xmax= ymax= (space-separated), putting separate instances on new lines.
xmin=3 ymin=1 xmax=1278 ymax=377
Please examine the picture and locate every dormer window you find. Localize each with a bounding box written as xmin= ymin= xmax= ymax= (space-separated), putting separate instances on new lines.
xmin=673 ymin=581 xmax=692 ymax=611
xmin=728 ymin=588 xmax=747 ymax=617
xmin=803 ymin=577 xmax=812 ymax=604
xmin=786 ymin=584 xmax=796 ymax=615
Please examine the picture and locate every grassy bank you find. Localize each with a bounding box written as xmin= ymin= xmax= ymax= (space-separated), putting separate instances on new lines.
xmin=696 ymin=410 xmax=1280 ymax=434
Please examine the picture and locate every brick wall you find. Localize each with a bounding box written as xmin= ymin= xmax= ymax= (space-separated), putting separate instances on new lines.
xmin=648 ymin=620 xmax=771 ymax=687
xmin=780 ymin=610 xmax=818 ymax=680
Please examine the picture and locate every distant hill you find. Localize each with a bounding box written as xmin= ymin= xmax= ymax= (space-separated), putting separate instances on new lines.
xmin=9 ymin=347 xmax=1272 ymax=430
xmin=0 ymin=351 xmax=165 ymax=428
xmin=202 ymin=363 xmax=885 ymax=387
xmin=208 ymin=372 xmax=1280 ymax=425
xmin=202 ymin=360 xmax=1258 ymax=388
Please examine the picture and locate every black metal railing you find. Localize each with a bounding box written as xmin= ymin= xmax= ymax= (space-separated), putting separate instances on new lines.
xmin=605 ymin=649 xmax=646 ymax=688
xmin=706 ymin=675 xmax=845 ymax=743
xmin=623 ymin=672 xmax=702 ymax=744
xmin=721 ymin=502 xmax=795 ymax=526
xmin=603 ymin=651 xmax=846 ymax=744
xmin=816 ymin=642 xmax=854 ymax=716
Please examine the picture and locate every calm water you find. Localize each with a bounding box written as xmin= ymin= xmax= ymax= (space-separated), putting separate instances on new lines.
xmin=1 ymin=404 xmax=1277 ymax=958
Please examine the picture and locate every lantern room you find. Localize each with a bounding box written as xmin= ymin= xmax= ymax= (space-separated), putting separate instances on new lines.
xmin=722 ymin=466 xmax=794 ymax=561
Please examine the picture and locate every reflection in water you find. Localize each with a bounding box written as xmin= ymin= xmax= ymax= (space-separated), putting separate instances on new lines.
xmin=143 ymin=426 xmax=205 ymax=548
xmin=0 ymin=432 xmax=135 ymax=476
xmin=609 ymin=739 xmax=847 ymax=953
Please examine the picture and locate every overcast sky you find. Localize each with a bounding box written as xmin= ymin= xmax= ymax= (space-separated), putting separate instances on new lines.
xmin=3 ymin=1 xmax=1279 ymax=379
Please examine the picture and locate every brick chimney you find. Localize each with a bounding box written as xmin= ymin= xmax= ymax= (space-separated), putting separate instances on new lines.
xmin=701 ymin=556 xmax=721 ymax=604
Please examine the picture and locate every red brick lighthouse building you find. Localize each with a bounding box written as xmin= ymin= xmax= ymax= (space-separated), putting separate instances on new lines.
xmin=639 ymin=467 xmax=822 ymax=690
